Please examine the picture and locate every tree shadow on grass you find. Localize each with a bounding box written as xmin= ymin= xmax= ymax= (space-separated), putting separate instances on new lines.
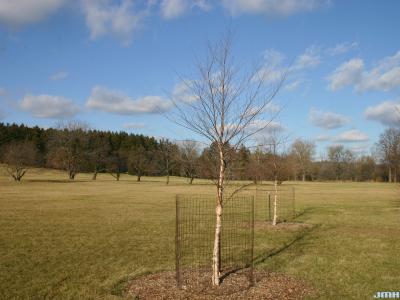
xmin=295 ymin=207 xmax=317 ymax=219
xmin=253 ymin=224 xmax=320 ymax=267
xmin=217 ymin=224 xmax=320 ymax=284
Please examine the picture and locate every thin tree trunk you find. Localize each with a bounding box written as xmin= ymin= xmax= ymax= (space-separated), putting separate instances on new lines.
xmin=272 ymin=177 xmax=278 ymax=226
xmin=302 ymin=172 xmax=305 ymax=182
xmin=212 ymin=148 xmax=224 ymax=286
xmin=15 ymin=170 xmax=22 ymax=181
xmin=137 ymin=174 xmax=141 ymax=182
xmin=389 ymin=167 xmax=392 ymax=183
xmin=92 ymin=170 xmax=98 ymax=180
xmin=272 ymin=144 xmax=278 ymax=226
xmin=16 ymin=169 xmax=22 ymax=181
xmin=166 ymin=174 xmax=170 ymax=185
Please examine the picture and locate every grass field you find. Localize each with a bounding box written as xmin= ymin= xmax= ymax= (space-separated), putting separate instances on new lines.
xmin=0 ymin=168 xmax=399 ymax=299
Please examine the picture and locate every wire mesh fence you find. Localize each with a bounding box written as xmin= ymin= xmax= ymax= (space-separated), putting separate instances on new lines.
xmin=175 ymin=194 xmax=254 ymax=291
xmin=255 ymin=185 xmax=296 ymax=223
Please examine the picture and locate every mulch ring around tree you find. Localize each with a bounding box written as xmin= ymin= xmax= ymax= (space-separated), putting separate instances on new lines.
xmin=127 ymin=269 xmax=316 ymax=299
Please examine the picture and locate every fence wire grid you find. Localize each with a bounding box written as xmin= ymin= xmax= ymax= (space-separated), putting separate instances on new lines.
xmin=175 ymin=194 xmax=254 ymax=290
xmin=255 ymin=185 xmax=296 ymax=223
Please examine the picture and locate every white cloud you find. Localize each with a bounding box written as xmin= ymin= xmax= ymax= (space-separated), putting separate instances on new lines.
xmin=0 ymin=0 xmax=65 ymax=27
xmin=262 ymin=43 xmax=358 ymax=91
xmin=328 ymin=51 xmax=400 ymax=92
xmin=19 ymin=94 xmax=80 ymax=118
xmin=225 ymin=119 xmax=283 ymax=143
xmin=123 ymin=122 xmax=146 ymax=129
xmin=365 ymin=100 xmax=400 ymax=126
xmin=325 ymin=42 xmax=358 ymax=56
xmin=327 ymin=58 xmax=364 ymax=91
xmin=160 ymin=0 xmax=188 ymax=19
xmin=260 ymin=42 xmax=358 ymax=91
xmin=284 ymin=79 xmax=303 ymax=91
xmin=309 ymin=108 xmax=350 ymax=129
xmin=81 ymin=0 xmax=145 ymax=46
xmin=263 ymin=49 xmax=286 ymax=67
xmin=247 ymin=119 xmax=285 ymax=145
xmin=258 ymin=49 xmax=288 ymax=84
xmin=50 ymin=71 xmax=68 ymax=81
xmin=333 ymin=129 xmax=369 ymax=143
xmin=171 ymin=81 xmax=198 ymax=103
xmin=160 ymin=0 xmax=210 ymax=19
xmin=260 ymin=43 xmax=347 ymax=91
xmin=86 ymin=86 xmax=173 ymax=115
xmin=221 ymin=0 xmax=326 ymax=16
xmin=264 ymin=102 xmax=281 ymax=114
xmin=248 ymin=119 xmax=284 ymax=136
xmin=294 ymin=46 xmax=321 ymax=70
xmin=239 ymin=103 xmax=280 ymax=120
xmin=194 ymin=0 xmax=211 ymax=11
xmin=357 ymin=51 xmax=400 ymax=92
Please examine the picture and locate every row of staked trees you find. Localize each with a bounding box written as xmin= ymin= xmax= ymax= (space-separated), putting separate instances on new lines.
xmin=0 ymin=121 xmax=395 ymax=183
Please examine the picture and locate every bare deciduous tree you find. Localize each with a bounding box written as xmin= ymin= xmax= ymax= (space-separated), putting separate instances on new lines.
xmin=178 ymin=140 xmax=199 ymax=184
xmin=159 ymin=139 xmax=178 ymax=184
xmin=170 ymin=34 xmax=285 ymax=285
xmin=88 ymin=132 xmax=110 ymax=180
xmin=290 ymin=139 xmax=316 ymax=181
xmin=377 ymin=128 xmax=400 ymax=182
xmin=246 ymin=146 xmax=266 ymax=184
xmin=128 ymin=145 xmax=155 ymax=182
xmin=327 ymin=145 xmax=355 ymax=181
xmin=2 ymin=141 xmax=37 ymax=181
xmin=107 ymin=149 xmax=126 ymax=181
xmin=47 ymin=121 xmax=88 ymax=180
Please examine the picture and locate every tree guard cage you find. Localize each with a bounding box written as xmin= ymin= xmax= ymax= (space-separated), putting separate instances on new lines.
xmin=255 ymin=185 xmax=296 ymax=223
xmin=175 ymin=194 xmax=254 ymax=290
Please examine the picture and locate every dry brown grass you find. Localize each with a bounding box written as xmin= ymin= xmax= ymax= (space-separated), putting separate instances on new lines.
xmin=0 ymin=167 xmax=399 ymax=299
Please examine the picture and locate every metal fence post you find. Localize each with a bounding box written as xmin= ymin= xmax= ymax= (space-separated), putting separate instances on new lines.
xmin=174 ymin=194 xmax=255 ymax=290
xmin=175 ymin=195 xmax=181 ymax=289
xmin=268 ymin=192 xmax=271 ymax=222
xmin=250 ymin=195 xmax=255 ymax=286
xmin=292 ymin=187 xmax=296 ymax=220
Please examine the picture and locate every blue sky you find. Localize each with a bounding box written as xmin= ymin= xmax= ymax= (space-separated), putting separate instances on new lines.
xmin=1 ymin=0 xmax=400 ymax=156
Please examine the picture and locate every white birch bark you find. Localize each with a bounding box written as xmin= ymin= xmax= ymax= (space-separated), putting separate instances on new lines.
xmin=212 ymin=148 xmax=225 ymax=285
xmin=272 ymin=178 xmax=278 ymax=226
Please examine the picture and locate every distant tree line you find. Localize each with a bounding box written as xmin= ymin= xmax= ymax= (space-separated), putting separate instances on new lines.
xmin=0 ymin=122 xmax=395 ymax=182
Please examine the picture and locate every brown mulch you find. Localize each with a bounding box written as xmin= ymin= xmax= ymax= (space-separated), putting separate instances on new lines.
xmin=127 ymin=269 xmax=316 ymax=299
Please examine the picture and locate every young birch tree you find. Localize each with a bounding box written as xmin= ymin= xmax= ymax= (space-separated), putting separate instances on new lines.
xmin=171 ymin=34 xmax=285 ymax=286
xmin=262 ymin=129 xmax=289 ymax=226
